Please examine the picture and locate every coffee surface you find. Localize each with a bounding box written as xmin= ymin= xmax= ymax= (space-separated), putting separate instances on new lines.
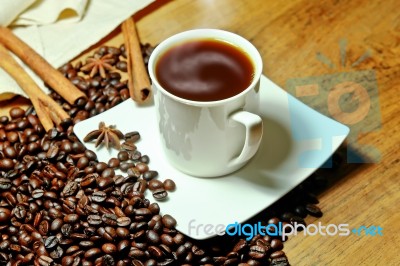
xmin=155 ymin=39 xmax=254 ymax=101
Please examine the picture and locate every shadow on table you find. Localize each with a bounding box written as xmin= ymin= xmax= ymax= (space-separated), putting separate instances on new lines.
xmin=186 ymin=143 xmax=375 ymax=252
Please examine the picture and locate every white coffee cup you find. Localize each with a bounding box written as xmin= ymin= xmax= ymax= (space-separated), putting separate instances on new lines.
xmin=148 ymin=29 xmax=263 ymax=177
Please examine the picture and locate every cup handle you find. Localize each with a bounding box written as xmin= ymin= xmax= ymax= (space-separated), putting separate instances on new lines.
xmin=228 ymin=110 xmax=263 ymax=167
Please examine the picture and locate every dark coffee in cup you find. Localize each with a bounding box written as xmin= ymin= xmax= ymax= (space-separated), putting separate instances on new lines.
xmin=155 ymin=39 xmax=254 ymax=102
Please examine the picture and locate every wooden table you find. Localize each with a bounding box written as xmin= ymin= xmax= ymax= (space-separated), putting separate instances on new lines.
xmin=1 ymin=0 xmax=399 ymax=265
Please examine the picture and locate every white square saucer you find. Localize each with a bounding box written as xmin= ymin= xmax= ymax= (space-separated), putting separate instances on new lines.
xmin=74 ymin=75 xmax=349 ymax=240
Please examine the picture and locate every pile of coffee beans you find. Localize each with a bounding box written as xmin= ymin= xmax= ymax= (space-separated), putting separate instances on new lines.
xmin=0 ymin=43 xmax=343 ymax=265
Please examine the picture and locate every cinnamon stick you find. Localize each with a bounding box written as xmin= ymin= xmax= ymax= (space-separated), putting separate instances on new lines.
xmin=121 ymin=17 xmax=151 ymax=103
xmin=0 ymin=26 xmax=86 ymax=105
xmin=0 ymin=44 xmax=70 ymax=131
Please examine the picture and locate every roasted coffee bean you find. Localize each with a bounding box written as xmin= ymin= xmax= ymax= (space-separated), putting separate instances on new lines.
xmin=84 ymin=247 xmax=101 ymax=259
xmin=135 ymin=208 xmax=152 ymax=217
xmin=0 ymin=158 xmax=14 ymax=170
xmin=61 ymin=255 xmax=77 ymax=266
xmin=163 ymin=179 xmax=176 ymax=191
xmin=46 ymin=144 xmax=59 ymax=159
xmin=87 ymin=214 xmax=102 ymax=225
xmin=146 ymin=230 xmax=160 ymax=244
xmin=268 ymin=217 xmax=280 ymax=225
xmin=121 ymin=182 xmax=135 ymax=195
xmin=102 ymin=243 xmax=117 ymax=254
xmin=79 ymin=240 xmax=95 ymax=249
xmin=77 ymin=156 xmax=90 ymax=169
xmin=246 ymin=259 xmax=261 ymax=266
xmin=270 ymin=250 xmax=286 ymax=259
xmin=80 ymin=173 xmax=97 ymax=187
xmin=124 ymin=131 xmax=140 ymax=142
xmin=0 ymin=240 xmax=11 ymax=251
xmin=50 ymin=218 xmax=63 ymax=232
xmin=117 ymin=151 xmax=129 ymax=161
xmin=305 ymin=204 xmax=323 ymax=217
xmin=104 ymin=226 xmax=118 ymax=240
xmin=294 ymin=205 xmax=307 ymax=218
xmin=102 ymin=213 xmax=118 ymax=226
xmin=305 ymin=192 xmax=319 ymax=204
xmin=133 ymin=180 xmax=147 ymax=193
xmin=38 ymin=255 xmax=53 ymax=266
xmin=147 ymin=245 xmax=163 ymax=259
xmin=114 ymin=60 xmax=127 ymax=72
xmin=127 ymin=167 xmax=141 ymax=179
xmin=13 ymin=205 xmax=27 ymax=219
xmin=113 ymin=175 xmax=125 ymax=186
xmin=63 ymin=241 xmax=78 ymax=253
xmin=271 ymin=239 xmax=284 ymax=250
xmin=281 ymin=212 xmax=294 ymax=222
xmin=97 ymin=176 xmax=115 ymax=189
xmin=70 ymin=233 xmax=88 ymax=240
xmin=0 ymin=178 xmax=12 ymax=190
xmin=159 ymin=234 xmax=174 ymax=246
xmin=249 ymin=245 xmax=266 ymax=259
xmin=233 ymin=239 xmax=248 ymax=253
xmin=129 ymin=247 xmax=146 ymax=259
xmin=119 ymin=162 xmax=135 ymax=172
xmin=130 ymin=150 xmax=142 ymax=160
xmin=115 ymin=227 xmax=129 ymax=239
xmin=148 ymin=203 xmax=160 ymax=215
xmin=191 ymin=245 xmax=204 ymax=256
xmin=64 ymin=214 xmax=79 ymax=223
xmin=152 ymin=188 xmax=168 ymax=201
xmin=38 ymin=220 xmax=49 ymax=235
xmin=49 ymin=245 xmax=64 ymax=259
xmin=172 ymin=233 xmax=184 ymax=246
xmin=95 ymin=162 xmax=108 ymax=173
xmin=92 ymin=191 xmax=107 ymax=202
xmin=143 ymin=170 xmax=158 ymax=181
xmin=108 ymin=157 xmax=120 ymax=168
xmin=61 ymin=224 xmax=73 ymax=237
xmin=139 ymin=155 xmax=150 ymax=164
xmin=121 ymin=142 xmax=136 ymax=151
xmin=4 ymin=191 xmax=17 ymax=206
xmin=117 ymin=216 xmax=131 ymax=227
xmin=102 ymin=168 xmax=115 ymax=178
xmin=62 ymin=181 xmax=78 ymax=197
xmin=135 ymin=163 xmax=148 ymax=173
xmin=270 ymin=256 xmax=290 ymax=266
xmin=83 ymin=149 xmax=97 ymax=159
xmin=10 ymin=107 xmax=25 ymax=119
xmin=117 ymin=239 xmax=130 ymax=254
xmin=6 ymin=131 xmax=18 ymax=143
xmin=48 ymin=207 xmax=63 ymax=219
xmin=44 ymin=236 xmax=59 ymax=249
xmin=148 ymin=179 xmax=163 ymax=191
xmin=4 ymin=146 xmax=17 ymax=158
xmin=162 ymin=214 xmax=177 ymax=229
xmin=102 ymin=254 xmax=115 ymax=266
xmin=32 ymin=189 xmax=44 ymax=198
xmin=290 ymin=215 xmax=306 ymax=229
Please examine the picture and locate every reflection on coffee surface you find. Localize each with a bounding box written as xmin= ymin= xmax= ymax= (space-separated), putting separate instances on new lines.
xmin=155 ymin=39 xmax=254 ymax=101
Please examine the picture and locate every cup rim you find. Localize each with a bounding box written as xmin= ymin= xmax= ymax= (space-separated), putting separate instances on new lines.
xmin=148 ymin=28 xmax=263 ymax=107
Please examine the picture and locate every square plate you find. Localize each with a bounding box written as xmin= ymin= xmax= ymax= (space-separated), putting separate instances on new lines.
xmin=74 ymin=75 xmax=349 ymax=240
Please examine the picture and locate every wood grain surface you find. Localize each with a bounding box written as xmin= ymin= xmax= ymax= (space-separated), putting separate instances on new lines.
xmin=1 ymin=0 xmax=399 ymax=265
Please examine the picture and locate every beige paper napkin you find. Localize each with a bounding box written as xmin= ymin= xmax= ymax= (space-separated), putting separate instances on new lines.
xmin=12 ymin=0 xmax=89 ymax=26
xmin=0 ymin=0 xmax=154 ymax=101
xmin=0 ymin=0 xmax=36 ymax=27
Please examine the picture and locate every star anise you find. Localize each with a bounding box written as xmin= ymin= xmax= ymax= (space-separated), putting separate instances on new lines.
xmin=83 ymin=122 xmax=124 ymax=150
xmin=81 ymin=53 xmax=115 ymax=78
